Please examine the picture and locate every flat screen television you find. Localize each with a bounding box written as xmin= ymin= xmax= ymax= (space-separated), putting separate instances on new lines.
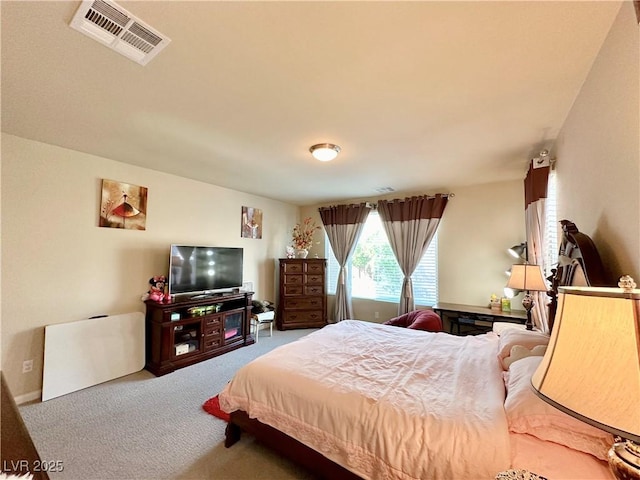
xmin=169 ymin=245 xmax=243 ymax=297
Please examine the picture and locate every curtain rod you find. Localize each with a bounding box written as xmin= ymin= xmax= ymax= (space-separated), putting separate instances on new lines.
xmin=365 ymin=193 xmax=455 ymax=209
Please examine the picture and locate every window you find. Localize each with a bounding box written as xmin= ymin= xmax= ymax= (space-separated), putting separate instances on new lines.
xmin=544 ymin=169 xmax=558 ymax=278
xmin=325 ymin=212 xmax=438 ymax=306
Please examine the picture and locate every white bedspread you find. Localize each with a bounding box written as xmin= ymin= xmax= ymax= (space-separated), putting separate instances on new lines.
xmin=219 ymin=320 xmax=511 ymax=479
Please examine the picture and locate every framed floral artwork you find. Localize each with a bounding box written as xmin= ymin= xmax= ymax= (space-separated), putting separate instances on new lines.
xmin=99 ymin=179 xmax=148 ymax=230
xmin=241 ymin=206 xmax=262 ymax=239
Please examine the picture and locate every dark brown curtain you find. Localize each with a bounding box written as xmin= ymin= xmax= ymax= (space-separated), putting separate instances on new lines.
xmin=524 ymin=160 xmax=550 ymax=332
xmin=319 ymin=203 xmax=372 ymax=322
xmin=377 ymin=194 xmax=448 ymax=314
xmin=525 ymin=161 xmax=550 ymax=209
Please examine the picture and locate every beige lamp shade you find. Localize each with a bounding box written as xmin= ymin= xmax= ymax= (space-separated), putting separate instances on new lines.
xmin=531 ymin=286 xmax=640 ymax=442
xmin=506 ymin=264 xmax=547 ymax=292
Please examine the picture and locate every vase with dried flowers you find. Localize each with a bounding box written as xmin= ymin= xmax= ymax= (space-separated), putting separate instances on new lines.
xmin=291 ymin=217 xmax=321 ymax=258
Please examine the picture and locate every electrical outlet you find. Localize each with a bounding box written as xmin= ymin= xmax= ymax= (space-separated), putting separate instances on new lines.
xmin=22 ymin=359 xmax=33 ymax=373
xmin=374 ymin=311 xmax=380 ymax=319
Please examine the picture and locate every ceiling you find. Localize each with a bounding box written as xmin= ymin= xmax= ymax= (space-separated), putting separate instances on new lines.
xmin=1 ymin=1 xmax=622 ymax=206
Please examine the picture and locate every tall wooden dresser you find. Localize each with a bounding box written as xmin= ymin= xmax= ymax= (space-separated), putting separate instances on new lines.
xmin=277 ymin=258 xmax=327 ymax=330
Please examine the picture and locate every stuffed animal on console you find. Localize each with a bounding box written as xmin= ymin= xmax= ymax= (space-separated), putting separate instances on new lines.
xmin=142 ymin=275 xmax=168 ymax=302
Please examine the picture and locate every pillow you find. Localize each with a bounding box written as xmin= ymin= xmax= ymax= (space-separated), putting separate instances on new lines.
xmin=497 ymin=329 xmax=550 ymax=370
xmin=501 ymin=344 xmax=547 ymax=369
xmin=504 ymin=356 xmax=613 ymax=461
xmin=384 ymin=310 xmax=443 ymax=332
xmin=407 ymin=310 xmax=442 ymax=332
xmin=384 ymin=311 xmax=413 ymax=327
xmin=492 ymin=322 xmax=526 ymax=336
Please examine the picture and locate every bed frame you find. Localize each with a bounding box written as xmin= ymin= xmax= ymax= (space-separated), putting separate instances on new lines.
xmin=224 ymin=220 xmax=608 ymax=479
xmin=546 ymin=220 xmax=607 ymax=331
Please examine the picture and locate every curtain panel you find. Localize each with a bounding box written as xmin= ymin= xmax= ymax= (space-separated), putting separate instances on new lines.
xmin=524 ymin=161 xmax=551 ymax=332
xmin=318 ymin=203 xmax=372 ymax=322
xmin=377 ymin=194 xmax=448 ymax=314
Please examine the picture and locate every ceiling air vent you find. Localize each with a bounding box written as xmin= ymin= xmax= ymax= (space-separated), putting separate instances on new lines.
xmin=70 ymin=0 xmax=170 ymax=66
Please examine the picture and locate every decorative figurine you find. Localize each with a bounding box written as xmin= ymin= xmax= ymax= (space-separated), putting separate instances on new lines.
xmin=142 ymin=275 xmax=167 ymax=302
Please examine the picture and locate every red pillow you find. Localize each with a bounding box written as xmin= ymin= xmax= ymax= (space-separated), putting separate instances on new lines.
xmin=384 ymin=310 xmax=442 ymax=332
xmin=384 ymin=311 xmax=415 ymax=327
xmin=407 ymin=310 xmax=442 ymax=332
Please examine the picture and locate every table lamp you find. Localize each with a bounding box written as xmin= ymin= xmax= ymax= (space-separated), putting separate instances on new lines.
xmin=506 ymin=264 xmax=547 ymax=330
xmin=531 ymin=276 xmax=640 ymax=480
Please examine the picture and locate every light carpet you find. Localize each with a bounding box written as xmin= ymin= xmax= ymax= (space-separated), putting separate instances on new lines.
xmin=20 ymin=328 xmax=319 ymax=480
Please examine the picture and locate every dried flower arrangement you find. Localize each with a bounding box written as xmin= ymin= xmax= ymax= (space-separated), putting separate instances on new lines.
xmin=291 ymin=217 xmax=321 ymax=251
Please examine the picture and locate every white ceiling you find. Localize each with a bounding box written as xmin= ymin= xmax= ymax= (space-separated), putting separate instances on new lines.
xmin=1 ymin=1 xmax=622 ymax=206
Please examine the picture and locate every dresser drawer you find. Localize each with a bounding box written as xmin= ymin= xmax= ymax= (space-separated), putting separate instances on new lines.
xmin=284 ymin=297 xmax=324 ymax=310
xmin=204 ymin=316 xmax=221 ymax=327
xmin=304 ymin=273 xmax=324 ymax=284
xmin=304 ymin=285 xmax=324 ymax=296
xmin=205 ymin=325 xmax=221 ymax=337
xmin=283 ymin=285 xmax=303 ymax=296
xmin=283 ymin=274 xmax=303 ymax=285
xmin=282 ymin=309 xmax=325 ymax=325
xmin=283 ymin=262 xmax=304 ymax=274
xmin=304 ymin=262 xmax=325 ymax=274
xmin=203 ymin=336 xmax=222 ymax=351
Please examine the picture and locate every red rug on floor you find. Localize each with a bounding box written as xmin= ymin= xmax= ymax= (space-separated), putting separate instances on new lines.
xmin=202 ymin=395 xmax=230 ymax=422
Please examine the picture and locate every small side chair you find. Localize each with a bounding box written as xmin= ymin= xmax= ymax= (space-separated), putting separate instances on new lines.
xmin=251 ymin=311 xmax=275 ymax=342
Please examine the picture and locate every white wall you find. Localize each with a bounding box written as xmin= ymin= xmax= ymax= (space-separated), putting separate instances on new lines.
xmin=1 ymin=133 xmax=298 ymax=398
xmin=554 ymin=1 xmax=639 ymax=282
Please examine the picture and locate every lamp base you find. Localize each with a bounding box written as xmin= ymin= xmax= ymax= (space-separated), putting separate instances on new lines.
xmin=522 ymin=293 xmax=535 ymax=330
xmin=608 ymin=440 xmax=640 ymax=480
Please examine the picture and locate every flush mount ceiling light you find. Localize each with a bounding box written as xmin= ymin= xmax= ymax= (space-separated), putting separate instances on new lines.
xmin=309 ymin=143 xmax=341 ymax=162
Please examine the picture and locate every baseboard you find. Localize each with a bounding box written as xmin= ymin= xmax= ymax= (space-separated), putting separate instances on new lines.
xmin=15 ymin=389 xmax=42 ymax=405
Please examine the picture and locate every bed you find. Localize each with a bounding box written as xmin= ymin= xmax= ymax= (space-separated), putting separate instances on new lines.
xmin=219 ymin=220 xmax=614 ymax=479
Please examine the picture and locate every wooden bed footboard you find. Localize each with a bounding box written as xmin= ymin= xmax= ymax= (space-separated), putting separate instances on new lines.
xmin=225 ymin=410 xmax=362 ymax=480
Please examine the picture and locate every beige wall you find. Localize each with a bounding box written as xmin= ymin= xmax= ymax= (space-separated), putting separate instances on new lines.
xmin=303 ymin=179 xmax=525 ymax=323
xmin=437 ymin=181 xmax=525 ymax=305
xmin=1 ymin=133 xmax=298 ymax=398
xmin=554 ymin=1 xmax=639 ymax=282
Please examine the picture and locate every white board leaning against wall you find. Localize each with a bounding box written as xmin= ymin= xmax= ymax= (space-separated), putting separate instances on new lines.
xmin=42 ymin=312 xmax=145 ymax=401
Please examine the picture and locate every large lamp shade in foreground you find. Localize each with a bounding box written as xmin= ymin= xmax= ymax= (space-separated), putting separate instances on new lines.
xmin=531 ymin=282 xmax=640 ymax=480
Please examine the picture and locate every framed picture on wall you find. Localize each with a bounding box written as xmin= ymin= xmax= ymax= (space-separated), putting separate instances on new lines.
xmin=241 ymin=206 xmax=262 ymax=239
xmin=99 ymin=179 xmax=148 ymax=230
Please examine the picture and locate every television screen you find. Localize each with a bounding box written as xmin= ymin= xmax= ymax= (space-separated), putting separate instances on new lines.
xmin=169 ymin=245 xmax=243 ymax=296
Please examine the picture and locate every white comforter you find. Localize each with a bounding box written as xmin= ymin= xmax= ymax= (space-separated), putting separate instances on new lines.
xmin=219 ymin=320 xmax=511 ymax=479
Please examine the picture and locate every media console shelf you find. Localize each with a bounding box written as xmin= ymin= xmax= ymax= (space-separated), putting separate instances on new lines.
xmin=145 ymin=292 xmax=254 ymax=376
